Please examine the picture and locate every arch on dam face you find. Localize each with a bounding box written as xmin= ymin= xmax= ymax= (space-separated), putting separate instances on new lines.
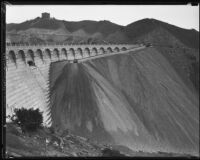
xmin=99 ymin=47 xmax=105 ymax=54
xmin=114 ymin=47 xmax=120 ymax=52
xmin=27 ymin=49 xmax=35 ymax=62
xmin=44 ymin=49 xmax=51 ymax=60
xmin=18 ymin=50 xmax=26 ymax=64
xmin=8 ymin=50 xmax=17 ymax=64
xmin=68 ymin=48 xmax=75 ymax=59
xmin=53 ymin=48 xmax=60 ymax=60
xmin=92 ymin=47 xmax=98 ymax=55
xmin=35 ymin=49 xmax=44 ymax=62
xmin=76 ymin=48 xmax=83 ymax=58
xmin=121 ymin=47 xmax=127 ymax=51
xmin=107 ymin=47 xmax=113 ymax=53
xmin=61 ymin=48 xmax=68 ymax=59
xmin=84 ymin=48 xmax=90 ymax=57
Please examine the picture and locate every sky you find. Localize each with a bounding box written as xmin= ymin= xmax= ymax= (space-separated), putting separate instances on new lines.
xmin=6 ymin=5 xmax=199 ymax=31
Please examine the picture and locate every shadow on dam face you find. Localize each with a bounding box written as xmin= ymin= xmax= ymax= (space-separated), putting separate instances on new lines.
xmin=49 ymin=62 xmax=114 ymax=143
xmin=49 ymin=48 xmax=199 ymax=156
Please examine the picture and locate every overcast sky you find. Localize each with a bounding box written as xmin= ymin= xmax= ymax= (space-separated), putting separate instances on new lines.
xmin=6 ymin=5 xmax=199 ymax=31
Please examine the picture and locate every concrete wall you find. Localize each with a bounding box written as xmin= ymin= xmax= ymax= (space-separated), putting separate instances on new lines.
xmin=6 ymin=43 xmax=140 ymax=126
xmin=6 ymin=44 xmax=138 ymax=62
xmin=6 ymin=56 xmax=51 ymax=126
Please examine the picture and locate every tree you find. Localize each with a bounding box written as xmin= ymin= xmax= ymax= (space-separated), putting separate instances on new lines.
xmin=12 ymin=107 xmax=43 ymax=133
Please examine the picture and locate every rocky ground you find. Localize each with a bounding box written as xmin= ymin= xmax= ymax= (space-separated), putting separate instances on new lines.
xmin=5 ymin=123 xmax=197 ymax=158
xmin=6 ymin=122 xmax=105 ymax=157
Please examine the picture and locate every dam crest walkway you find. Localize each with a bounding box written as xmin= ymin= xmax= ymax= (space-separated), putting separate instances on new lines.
xmin=6 ymin=43 xmax=146 ymax=67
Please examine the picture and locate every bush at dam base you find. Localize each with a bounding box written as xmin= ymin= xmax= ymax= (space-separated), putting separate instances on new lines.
xmin=12 ymin=107 xmax=43 ymax=133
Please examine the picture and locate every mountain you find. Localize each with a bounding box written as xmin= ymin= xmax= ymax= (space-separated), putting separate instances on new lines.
xmin=105 ymin=30 xmax=130 ymax=43
xmin=63 ymin=20 xmax=122 ymax=36
xmin=6 ymin=17 xmax=199 ymax=92
xmin=6 ymin=19 xmax=122 ymax=43
xmin=7 ymin=17 xmax=64 ymax=31
xmin=125 ymin=18 xmax=199 ymax=49
xmin=122 ymin=19 xmax=199 ymax=93
xmin=6 ymin=17 xmax=199 ymax=48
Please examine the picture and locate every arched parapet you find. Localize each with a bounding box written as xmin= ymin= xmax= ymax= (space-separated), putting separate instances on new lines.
xmin=52 ymin=48 xmax=60 ymax=62
xmin=8 ymin=50 xmax=17 ymax=67
xmin=114 ymin=47 xmax=120 ymax=52
xmin=44 ymin=48 xmax=52 ymax=62
xmin=107 ymin=47 xmax=113 ymax=54
xmin=121 ymin=47 xmax=127 ymax=51
xmin=68 ymin=48 xmax=75 ymax=60
xmin=5 ymin=43 xmax=138 ymax=65
xmin=26 ymin=49 xmax=35 ymax=64
xmin=91 ymin=47 xmax=98 ymax=56
xmin=35 ymin=49 xmax=44 ymax=65
xmin=99 ymin=47 xmax=106 ymax=55
xmin=61 ymin=48 xmax=68 ymax=60
xmin=17 ymin=50 xmax=26 ymax=66
xmin=83 ymin=48 xmax=90 ymax=58
xmin=75 ymin=48 xmax=83 ymax=59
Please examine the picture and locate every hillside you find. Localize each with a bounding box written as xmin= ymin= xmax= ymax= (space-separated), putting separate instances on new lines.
xmin=6 ymin=18 xmax=123 ymax=44
xmin=6 ymin=123 xmax=106 ymax=157
xmin=7 ymin=17 xmax=64 ymax=31
xmin=6 ymin=17 xmax=199 ymax=48
xmin=63 ymin=20 xmax=123 ymax=36
xmin=125 ymin=18 xmax=199 ymax=49
xmin=124 ymin=19 xmax=199 ymax=93
xmin=6 ymin=17 xmax=199 ymax=49
xmin=127 ymin=25 xmax=199 ymax=92
xmin=6 ymin=17 xmax=199 ymax=92
xmin=7 ymin=122 xmax=191 ymax=157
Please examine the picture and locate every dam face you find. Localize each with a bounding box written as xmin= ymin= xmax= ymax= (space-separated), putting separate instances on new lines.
xmin=6 ymin=43 xmax=137 ymax=126
xmin=6 ymin=44 xmax=199 ymax=156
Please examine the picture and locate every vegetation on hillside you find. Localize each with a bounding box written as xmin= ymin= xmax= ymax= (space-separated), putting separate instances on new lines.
xmin=11 ymin=107 xmax=43 ymax=133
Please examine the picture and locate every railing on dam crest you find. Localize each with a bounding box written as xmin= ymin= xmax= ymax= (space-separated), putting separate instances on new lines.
xmin=6 ymin=43 xmax=144 ymax=68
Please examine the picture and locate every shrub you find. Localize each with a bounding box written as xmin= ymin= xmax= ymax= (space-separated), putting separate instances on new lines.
xmin=12 ymin=107 xmax=43 ymax=133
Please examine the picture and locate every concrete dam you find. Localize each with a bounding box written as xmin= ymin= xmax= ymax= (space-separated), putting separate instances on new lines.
xmin=6 ymin=43 xmax=142 ymax=124
xmin=6 ymin=43 xmax=199 ymax=156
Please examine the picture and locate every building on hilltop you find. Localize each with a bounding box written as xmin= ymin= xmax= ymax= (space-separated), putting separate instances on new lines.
xmin=42 ymin=12 xmax=50 ymax=19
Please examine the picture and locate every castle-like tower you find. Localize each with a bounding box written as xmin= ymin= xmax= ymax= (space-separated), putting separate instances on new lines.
xmin=41 ymin=12 xmax=50 ymax=19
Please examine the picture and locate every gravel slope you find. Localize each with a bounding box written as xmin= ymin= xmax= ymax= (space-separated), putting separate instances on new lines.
xmin=49 ymin=47 xmax=199 ymax=156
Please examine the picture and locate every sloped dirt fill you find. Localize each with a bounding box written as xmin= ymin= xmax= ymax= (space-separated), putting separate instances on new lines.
xmin=49 ymin=47 xmax=199 ymax=156
xmin=49 ymin=62 xmax=114 ymax=143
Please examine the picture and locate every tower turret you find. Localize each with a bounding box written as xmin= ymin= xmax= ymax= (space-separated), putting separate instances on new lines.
xmin=41 ymin=12 xmax=50 ymax=19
